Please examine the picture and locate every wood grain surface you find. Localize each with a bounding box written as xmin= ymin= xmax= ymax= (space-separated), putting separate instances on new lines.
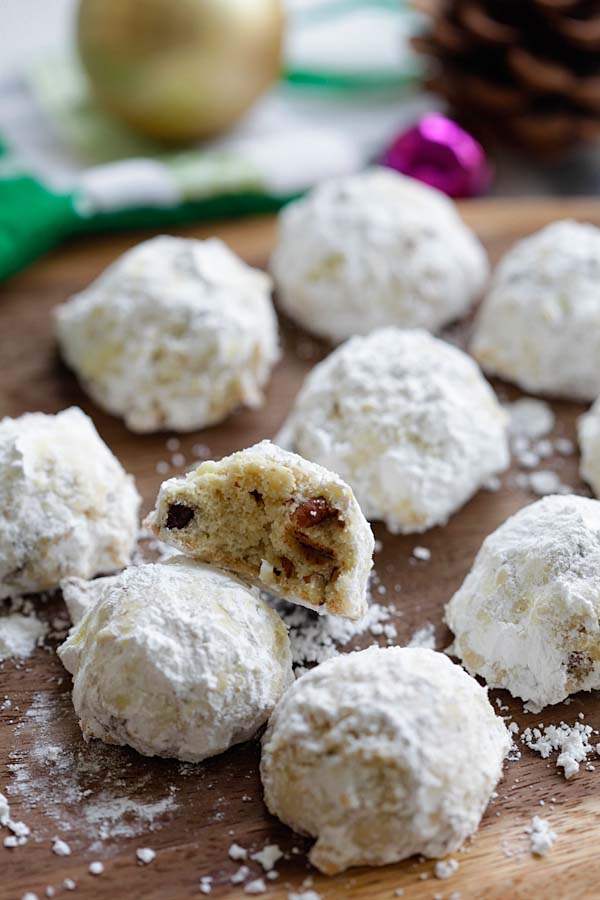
xmin=2 ymin=198 xmax=600 ymax=900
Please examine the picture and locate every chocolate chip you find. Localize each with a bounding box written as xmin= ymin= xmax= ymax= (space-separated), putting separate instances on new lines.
xmin=289 ymin=497 xmax=340 ymax=529
xmin=249 ymin=490 xmax=263 ymax=505
xmin=165 ymin=503 xmax=195 ymax=530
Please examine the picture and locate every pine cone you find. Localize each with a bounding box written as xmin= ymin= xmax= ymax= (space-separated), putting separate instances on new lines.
xmin=412 ymin=0 xmax=600 ymax=157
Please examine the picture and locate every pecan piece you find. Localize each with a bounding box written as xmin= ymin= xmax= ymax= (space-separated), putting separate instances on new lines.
xmin=289 ymin=497 xmax=340 ymax=529
xmin=165 ymin=503 xmax=195 ymax=530
xmin=295 ymin=536 xmax=335 ymax=564
xmin=566 ymin=651 xmax=593 ymax=678
xmin=280 ymin=556 xmax=294 ymax=578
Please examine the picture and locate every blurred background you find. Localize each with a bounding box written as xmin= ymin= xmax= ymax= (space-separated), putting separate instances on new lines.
xmin=1 ymin=0 xmax=600 ymax=280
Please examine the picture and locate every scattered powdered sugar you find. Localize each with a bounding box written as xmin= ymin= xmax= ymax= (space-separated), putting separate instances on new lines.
xmin=251 ymin=843 xmax=283 ymax=871
xmin=0 ymin=610 xmax=47 ymax=661
xmin=6 ymin=691 xmax=178 ymax=844
xmin=522 ymin=720 xmax=598 ymax=778
xmin=504 ymin=397 xmax=576 ymax=496
xmin=231 ymin=866 xmax=250 ymax=884
xmin=288 ymin=892 xmax=322 ymax=900
xmin=555 ymin=437 xmax=575 ymax=456
xmin=3 ymin=816 xmax=30 ymax=848
xmin=526 ymin=816 xmax=556 ymax=856
xmin=0 ymin=789 xmax=31 ymax=849
xmin=136 ymin=847 xmax=156 ymax=864
xmin=412 ymin=546 xmax=431 ymax=561
xmin=86 ymin=794 xmax=177 ymax=840
xmin=52 ymin=837 xmax=71 ymax=856
xmin=434 ymin=858 xmax=459 ymax=879
xmin=527 ymin=471 xmax=571 ymax=497
xmin=505 ymin=397 xmax=575 ymax=497
xmin=407 ymin=622 xmax=436 ymax=650
xmin=244 ymin=878 xmax=266 ymax=894
xmin=199 ymin=875 xmax=213 ymax=894
xmin=507 ymin=398 xmax=555 ymax=441
xmin=0 ymin=791 xmax=9 ymax=825
xmin=268 ymin=568 xmax=439 ymax=675
xmin=272 ymin=597 xmax=399 ymax=673
xmin=228 ymin=842 xmax=247 ymax=860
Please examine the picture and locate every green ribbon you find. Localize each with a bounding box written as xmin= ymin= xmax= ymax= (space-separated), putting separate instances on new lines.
xmin=284 ymin=0 xmax=418 ymax=91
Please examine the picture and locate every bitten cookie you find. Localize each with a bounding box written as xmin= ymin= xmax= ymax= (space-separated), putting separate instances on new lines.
xmin=277 ymin=327 xmax=509 ymax=533
xmin=270 ymin=168 xmax=488 ymax=343
xmin=56 ymin=236 xmax=279 ymax=432
xmin=59 ymin=556 xmax=293 ymax=762
xmin=471 ymin=220 xmax=600 ymax=401
xmin=146 ymin=441 xmax=374 ymax=620
xmin=261 ymin=646 xmax=510 ymax=874
xmin=446 ymin=495 xmax=600 ymax=712
xmin=0 ymin=407 xmax=140 ymax=598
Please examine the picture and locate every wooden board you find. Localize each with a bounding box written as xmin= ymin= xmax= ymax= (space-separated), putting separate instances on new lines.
xmin=2 ymin=198 xmax=600 ymax=900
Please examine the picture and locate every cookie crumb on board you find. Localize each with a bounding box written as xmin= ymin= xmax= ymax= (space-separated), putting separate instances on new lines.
xmin=526 ymin=816 xmax=557 ymax=856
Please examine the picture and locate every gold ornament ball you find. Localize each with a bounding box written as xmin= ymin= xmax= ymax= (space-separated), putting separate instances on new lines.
xmin=77 ymin=0 xmax=285 ymax=143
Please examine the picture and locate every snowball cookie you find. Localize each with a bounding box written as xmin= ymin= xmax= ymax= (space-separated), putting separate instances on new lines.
xmin=146 ymin=441 xmax=373 ymax=621
xmin=578 ymin=398 xmax=600 ymax=497
xmin=56 ymin=235 xmax=279 ymax=433
xmin=277 ymin=328 xmax=509 ymax=534
xmin=58 ymin=556 xmax=293 ymax=761
xmin=0 ymin=407 xmax=140 ymax=599
xmin=270 ymin=167 xmax=488 ymax=343
xmin=261 ymin=646 xmax=510 ymax=874
xmin=471 ymin=220 xmax=600 ymax=401
xmin=446 ymin=495 xmax=600 ymax=712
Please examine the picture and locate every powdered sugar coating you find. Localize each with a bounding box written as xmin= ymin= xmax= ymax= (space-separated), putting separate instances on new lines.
xmin=578 ymin=398 xmax=600 ymax=496
xmin=446 ymin=495 xmax=600 ymax=712
xmin=261 ymin=646 xmax=510 ymax=874
xmin=277 ymin=328 xmax=509 ymax=533
xmin=270 ymin=168 xmax=488 ymax=343
xmin=56 ymin=236 xmax=279 ymax=433
xmin=0 ymin=407 xmax=140 ymax=599
xmin=472 ymin=220 xmax=600 ymax=401
xmin=58 ymin=557 xmax=293 ymax=762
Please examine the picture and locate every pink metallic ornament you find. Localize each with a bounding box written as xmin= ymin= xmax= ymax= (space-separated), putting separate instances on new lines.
xmin=381 ymin=114 xmax=492 ymax=199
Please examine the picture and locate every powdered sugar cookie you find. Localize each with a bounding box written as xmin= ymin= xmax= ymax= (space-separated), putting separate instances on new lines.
xmin=277 ymin=328 xmax=509 ymax=533
xmin=0 ymin=407 xmax=139 ymax=599
xmin=472 ymin=220 xmax=600 ymax=401
xmin=446 ymin=495 xmax=600 ymax=712
xmin=270 ymin=168 xmax=488 ymax=343
xmin=56 ymin=236 xmax=279 ymax=432
xmin=59 ymin=556 xmax=293 ymax=762
xmin=261 ymin=646 xmax=509 ymax=874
